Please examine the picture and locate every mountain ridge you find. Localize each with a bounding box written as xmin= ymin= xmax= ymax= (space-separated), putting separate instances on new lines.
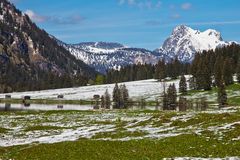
xmin=54 ymin=25 xmax=235 ymax=73
xmin=54 ymin=38 xmax=159 ymax=73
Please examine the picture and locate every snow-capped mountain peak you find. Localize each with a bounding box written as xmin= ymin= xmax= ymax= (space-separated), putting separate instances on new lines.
xmin=155 ymin=25 xmax=231 ymax=62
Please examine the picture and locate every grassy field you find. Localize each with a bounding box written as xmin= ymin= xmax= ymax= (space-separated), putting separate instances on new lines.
xmin=1 ymin=135 xmax=240 ymax=160
xmin=183 ymin=83 xmax=240 ymax=106
xmin=0 ymin=83 xmax=240 ymax=159
xmin=0 ymin=108 xmax=240 ymax=159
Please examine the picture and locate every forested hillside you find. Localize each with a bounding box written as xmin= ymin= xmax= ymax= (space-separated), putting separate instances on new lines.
xmin=0 ymin=0 xmax=96 ymax=92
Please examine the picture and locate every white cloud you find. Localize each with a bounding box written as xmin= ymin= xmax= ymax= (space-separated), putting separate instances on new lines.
xmin=171 ymin=14 xmax=181 ymax=19
xmin=118 ymin=0 xmax=162 ymax=9
xmin=24 ymin=9 xmax=84 ymax=25
xmin=128 ymin=0 xmax=136 ymax=5
xmin=181 ymin=3 xmax=192 ymax=10
xmin=119 ymin=0 xmax=125 ymax=5
xmin=25 ymin=10 xmax=46 ymax=23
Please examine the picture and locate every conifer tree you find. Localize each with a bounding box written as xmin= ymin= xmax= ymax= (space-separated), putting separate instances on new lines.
xmin=112 ymin=83 xmax=120 ymax=109
xmin=155 ymin=60 xmax=165 ymax=81
xmin=162 ymin=91 xmax=168 ymax=110
xmin=236 ymin=61 xmax=240 ymax=83
xmin=222 ymin=58 xmax=234 ymax=86
xmin=104 ymin=89 xmax=111 ymax=109
xmin=167 ymin=84 xmax=177 ymax=110
xmin=100 ymin=95 xmax=105 ymax=109
xmin=120 ymin=84 xmax=129 ymax=108
xmin=179 ymin=75 xmax=187 ymax=95
xmin=214 ymin=56 xmax=223 ymax=87
xmin=202 ymin=62 xmax=212 ymax=90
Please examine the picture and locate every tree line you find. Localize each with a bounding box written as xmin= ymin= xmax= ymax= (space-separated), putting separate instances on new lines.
xmin=104 ymin=59 xmax=190 ymax=84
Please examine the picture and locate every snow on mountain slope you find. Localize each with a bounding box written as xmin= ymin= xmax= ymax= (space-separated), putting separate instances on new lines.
xmin=56 ymin=40 xmax=159 ymax=73
xmin=72 ymin=42 xmax=125 ymax=54
xmin=155 ymin=25 xmax=233 ymax=62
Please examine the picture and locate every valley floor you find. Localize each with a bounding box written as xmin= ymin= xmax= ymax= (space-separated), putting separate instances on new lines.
xmin=1 ymin=77 xmax=240 ymax=108
xmin=1 ymin=78 xmax=240 ymax=159
xmin=0 ymin=107 xmax=240 ymax=159
xmin=0 ymin=79 xmax=179 ymax=101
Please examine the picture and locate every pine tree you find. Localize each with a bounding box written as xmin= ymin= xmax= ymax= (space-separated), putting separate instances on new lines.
xmin=167 ymin=84 xmax=177 ymax=110
xmin=112 ymin=83 xmax=120 ymax=109
xmin=236 ymin=61 xmax=240 ymax=83
xmin=179 ymin=75 xmax=187 ymax=95
xmin=195 ymin=60 xmax=212 ymax=91
xmin=100 ymin=95 xmax=105 ymax=109
xmin=120 ymin=84 xmax=129 ymax=109
xmin=222 ymin=58 xmax=234 ymax=86
xmin=155 ymin=60 xmax=165 ymax=81
xmin=214 ymin=56 xmax=223 ymax=87
xmin=104 ymin=89 xmax=111 ymax=109
xmin=218 ymin=82 xmax=228 ymax=108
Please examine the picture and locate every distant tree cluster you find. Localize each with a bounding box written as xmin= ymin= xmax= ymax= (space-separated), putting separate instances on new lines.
xmin=105 ymin=58 xmax=189 ymax=84
xmin=112 ymin=83 xmax=129 ymax=109
xmin=191 ymin=43 xmax=240 ymax=90
xmin=106 ymin=63 xmax=155 ymax=84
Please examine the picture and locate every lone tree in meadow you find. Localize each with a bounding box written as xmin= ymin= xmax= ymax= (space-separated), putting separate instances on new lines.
xmin=179 ymin=75 xmax=187 ymax=95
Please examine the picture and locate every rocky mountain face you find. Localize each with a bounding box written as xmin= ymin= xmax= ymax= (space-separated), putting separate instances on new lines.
xmin=154 ymin=25 xmax=233 ymax=62
xmin=0 ymin=0 xmax=96 ymax=76
xmin=58 ymin=25 xmax=233 ymax=73
xmin=0 ymin=0 xmax=96 ymax=92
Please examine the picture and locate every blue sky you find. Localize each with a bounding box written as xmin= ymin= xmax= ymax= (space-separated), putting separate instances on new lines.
xmin=11 ymin=0 xmax=240 ymax=50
